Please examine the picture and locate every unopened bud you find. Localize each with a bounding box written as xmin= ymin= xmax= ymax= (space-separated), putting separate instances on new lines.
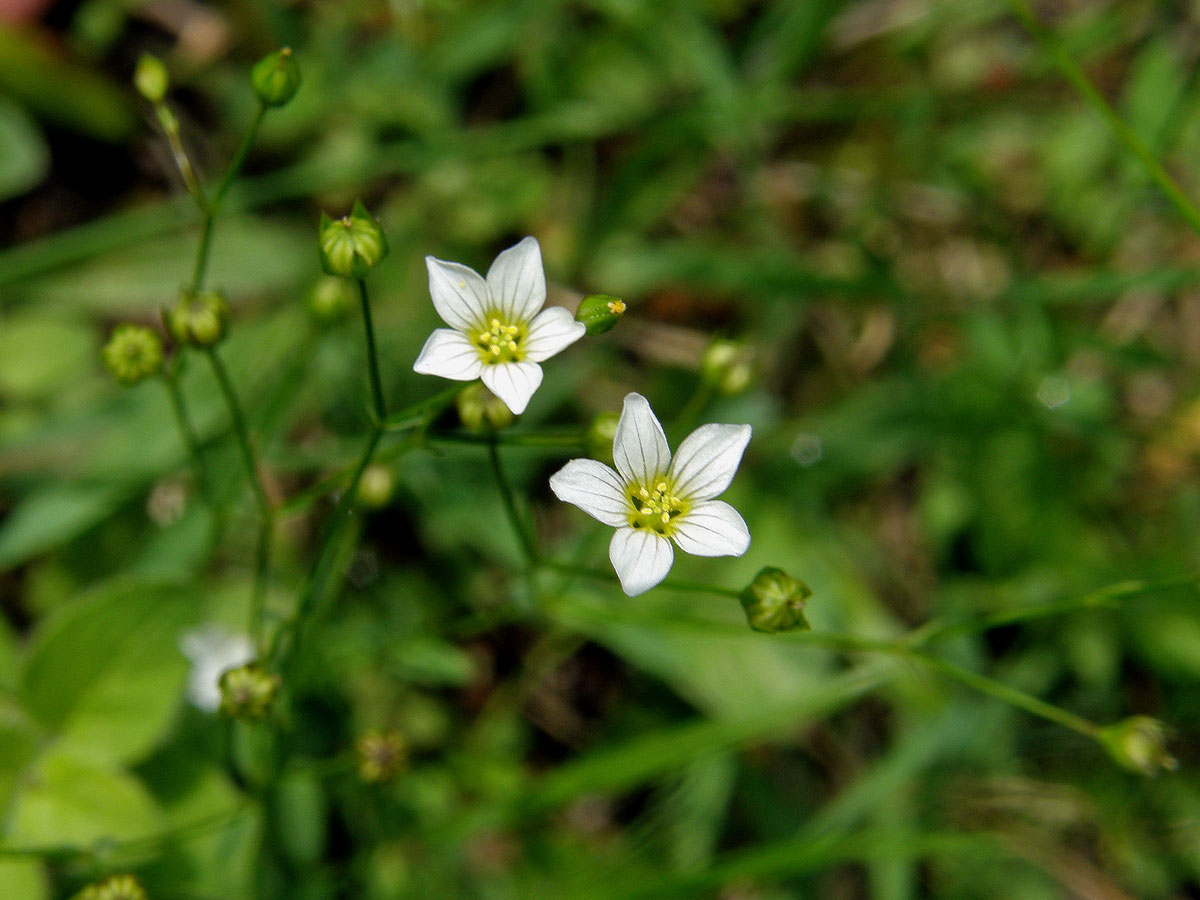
xmin=701 ymin=339 xmax=755 ymax=395
xmin=357 ymin=463 xmax=396 ymax=508
xmin=166 ymin=289 xmax=230 ymax=347
xmin=75 ymin=874 xmax=148 ymax=900
xmin=251 ymin=47 xmax=301 ymax=108
xmin=586 ymin=411 xmax=620 ymax=464
xmin=134 ymin=54 xmax=168 ymax=104
xmin=1099 ymin=716 xmax=1177 ymax=776
xmin=308 ymin=275 xmax=356 ymax=324
xmin=740 ymin=567 xmax=812 ymax=633
xmin=102 ymin=323 xmax=164 ymax=386
xmin=219 ymin=663 xmax=280 ymax=721
xmin=575 ymin=294 xmax=625 ymax=336
xmin=319 ymin=201 xmax=388 ymax=279
xmin=357 ymin=730 xmax=407 ymax=783
xmin=456 ymin=383 xmax=514 ymax=433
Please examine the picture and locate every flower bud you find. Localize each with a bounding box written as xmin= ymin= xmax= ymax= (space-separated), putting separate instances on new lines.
xmin=308 ymin=275 xmax=356 ymax=324
xmin=251 ymin=47 xmax=301 ymax=108
xmin=101 ymin=324 xmax=164 ymax=386
xmin=575 ymin=294 xmax=625 ymax=336
xmin=319 ymin=201 xmax=388 ymax=279
xmin=1099 ymin=716 xmax=1177 ymax=776
xmin=456 ymin=383 xmax=514 ymax=433
xmin=740 ymin=567 xmax=812 ymax=633
xmin=585 ymin=411 xmax=620 ymax=464
xmin=357 ymin=730 xmax=407 ymax=783
xmin=701 ymin=339 xmax=755 ymax=395
xmin=166 ymin=289 xmax=231 ymax=348
xmin=75 ymin=874 xmax=148 ymax=900
xmin=357 ymin=463 xmax=396 ymax=508
xmin=134 ymin=54 xmax=168 ymax=104
xmin=219 ymin=663 xmax=280 ymax=721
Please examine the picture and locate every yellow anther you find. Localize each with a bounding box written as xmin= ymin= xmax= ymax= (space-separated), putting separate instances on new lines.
xmin=490 ymin=345 xmax=501 ymax=355
xmin=661 ymin=512 xmax=670 ymax=524
xmin=656 ymin=482 xmax=667 ymax=492
xmin=640 ymin=487 xmax=650 ymax=498
xmin=491 ymin=318 xmax=501 ymax=330
xmin=507 ymin=341 xmax=517 ymax=352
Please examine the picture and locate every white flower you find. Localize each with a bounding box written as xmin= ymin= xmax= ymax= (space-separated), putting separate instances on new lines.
xmin=413 ymin=237 xmax=585 ymax=414
xmin=179 ymin=625 xmax=255 ymax=713
xmin=549 ymin=392 xmax=751 ymax=596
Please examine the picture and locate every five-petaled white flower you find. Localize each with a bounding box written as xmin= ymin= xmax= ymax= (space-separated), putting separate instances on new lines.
xmin=549 ymin=392 xmax=751 ymax=596
xmin=413 ymin=237 xmax=585 ymax=414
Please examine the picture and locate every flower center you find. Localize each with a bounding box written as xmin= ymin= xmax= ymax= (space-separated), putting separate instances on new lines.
xmin=628 ymin=480 xmax=687 ymax=535
xmin=474 ymin=316 xmax=526 ymax=364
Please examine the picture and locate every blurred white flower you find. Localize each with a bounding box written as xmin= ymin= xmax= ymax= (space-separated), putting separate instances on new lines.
xmin=413 ymin=236 xmax=585 ymax=414
xmin=179 ymin=625 xmax=255 ymax=712
xmin=550 ymin=392 xmax=751 ymax=596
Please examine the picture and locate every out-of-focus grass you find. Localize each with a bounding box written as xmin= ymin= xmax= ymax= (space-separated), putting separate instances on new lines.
xmin=1 ymin=1 xmax=1200 ymax=898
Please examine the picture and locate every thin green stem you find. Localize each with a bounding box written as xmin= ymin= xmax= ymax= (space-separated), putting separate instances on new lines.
xmin=357 ymin=279 xmax=387 ymax=421
xmin=161 ymin=369 xmax=206 ymax=488
xmin=203 ymin=346 xmax=275 ymax=647
xmin=154 ymin=102 xmax=204 ymax=208
xmin=382 ymin=384 xmax=467 ymax=431
xmin=1007 ymin=0 xmax=1200 ymax=237
xmin=203 ymin=348 xmax=271 ymax=517
xmin=190 ymin=104 xmax=266 ymax=292
xmin=902 ymin=647 xmax=1101 ymax=739
xmin=488 ymin=437 xmax=539 ymax=565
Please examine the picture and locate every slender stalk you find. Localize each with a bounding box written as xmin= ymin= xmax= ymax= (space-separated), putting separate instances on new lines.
xmin=203 ymin=346 xmax=274 ymax=646
xmin=488 ymin=437 xmax=539 ymax=565
xmin=154 ymin=103 xmax=204 ymax=208
xmin=902 ymin=647 xmax=1101 ymax=739
xmin=1007 ymin=0 xmax=1200 ymax=237
xmin=161 ymin=369 xmax=205 ymax=488
xmin=357 ymin=279 xmax=386 ymax=421
xmin=190 ymin=105 xmax=266 ymax=292
xmin=382 ymin=384 xmax=468 ymax=431
xmin=269 ymin=280 xmax=394 ymax=665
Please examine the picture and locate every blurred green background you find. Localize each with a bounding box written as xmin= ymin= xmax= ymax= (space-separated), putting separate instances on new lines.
xmin=2 ymin=0 xmax=1200 ymax=897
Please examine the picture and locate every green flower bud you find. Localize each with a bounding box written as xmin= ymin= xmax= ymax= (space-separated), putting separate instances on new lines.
xmin=308 ymin=275 xmax=357 ymax=324
xmin=701 ymin=339 xmax=755 ymax=395
xmin=586 ymin=411 xmax=620 ymax=464
xmin=357 ymin=463 xmax=396 ymax=508
xmin=357 ymin=730 xmax=407 ymax=783
xmin=134 ymin=53 xmax=168 ymax=104
xmin=219 ymin=663 xmax=280 ymax=721
xmin=319 ymin=201 xmax=388 ymax=279
xmin=101 ymin=324 xmax=164 ymax=386
xmin=166 ymin=289 xmax=231 ymax=348
xmin=1099 ymin=716 xmax=1177 ymax=776
xmin=251 ymin=47 xmax=301 ymax=108
xmin=575 ymin=294 xmax=625 ymax=336
xmin=456 ymin=383 xmax=514 ymax=433
xmin=75 ymin=874 xmax=148 ymax=900
xmin=740 ymin=567 xmax=812 ymax=634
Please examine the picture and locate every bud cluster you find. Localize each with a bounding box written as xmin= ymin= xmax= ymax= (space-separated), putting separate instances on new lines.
xmin=357 ymin=729 xmax=407 ymax=783
xmin=1099 ymin=716 xmax=1177 ymax=776
xmin=219 ymin=662 xmax=281 ymax=721
xmin=101 ymin=324 xmax=164 ymax=386
xmin=319 ymin=201 xmax=389 ymax=279
xmin=166 ymin=289 xmax=231 ymax=348
xmin=75 ymin=874 xmax=148 ymax=900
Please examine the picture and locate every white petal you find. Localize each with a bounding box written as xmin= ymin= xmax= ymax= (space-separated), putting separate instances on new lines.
xmin=486 ymin=236 xmax=546 ymax=323
xmin=613 ymin=392 xmax=671 ymax=485
xmin=609 ymin=527 xmax=674 ymax=596
xmin=426 ymin=256 xmax=490 ymax=331
xmin=413 ymin=329 xmax=485 ymax=380
xmin=549 ymin=459 xmax=630 ymax=527
xmin=524 ymin=306 xmax=585 ymax=363
xmin=481 ymin=361 xmax=543 ymax=414
xmin=667 ymin=423 xmax=752 ymax=501
xmin=671 ymin=500 xmax=750 ymax=557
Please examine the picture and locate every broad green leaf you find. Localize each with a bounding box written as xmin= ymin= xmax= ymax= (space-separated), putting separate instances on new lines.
xmin=6 ymin=749 xmax=162 ymax=846
xmin=0 ymin=859 xmax=46 ymax=900
xmin=21 ymin=579 xmax=192 ymax=765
